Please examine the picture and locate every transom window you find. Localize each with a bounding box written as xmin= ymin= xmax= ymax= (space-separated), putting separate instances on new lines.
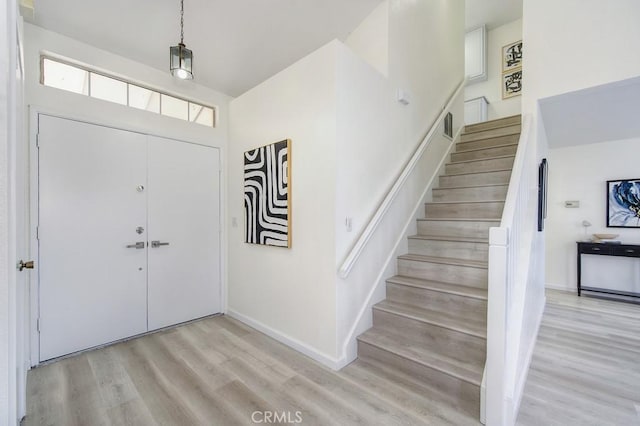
xmin=41 ymin=56 xmax=216 ymax=128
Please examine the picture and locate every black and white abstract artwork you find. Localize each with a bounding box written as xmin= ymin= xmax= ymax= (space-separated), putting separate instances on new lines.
xmin=502 ymin=69 xmax=522 ymax=99
xmin=244 ymin=139 xmax=291 ymax=247
xmin=502 ymin=40 xmax=523 ymax=72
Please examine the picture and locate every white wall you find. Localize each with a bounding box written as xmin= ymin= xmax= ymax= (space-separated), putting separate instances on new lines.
xmin=345 ymin=1 xmax=388 ymax=77
xmin=24 ymin=24 xmax=231 ymax=148
xmin=228 ymin=0 xmax=464 ymax=369
xmin=465 ymin=19 xmax=522 ymax=120
xmin=523 ymin=0 xmax=640 ymax=294
xmin=522 ymin=0 xmax=640 ymax=115
xmin=228 ymin=42 xmax=339 ymax=363
xmin=388 ymin=0 xmax=465 ymax=143
xmin=546 ymin=137 xmax=640 ymax=292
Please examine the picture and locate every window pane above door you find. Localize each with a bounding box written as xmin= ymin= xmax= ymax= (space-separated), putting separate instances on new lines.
xmin=90 ymin=73 xmax=127 ymax=105
xmin=161 ymin=94 xmax=188 ymax=120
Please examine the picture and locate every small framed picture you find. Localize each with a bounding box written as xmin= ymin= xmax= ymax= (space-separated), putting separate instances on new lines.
xmin=502 ymin=40 xmax=523 ymax=72
xmin=607 ymin=179 xmax=640 ymax=228
xmin=502 ymin=69 xmax=522 ymax=99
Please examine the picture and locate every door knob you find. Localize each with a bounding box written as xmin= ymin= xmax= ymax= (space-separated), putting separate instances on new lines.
xmin=151 ymin=241 xmax=170 ymax=248
xmin=17 ymin=260 xmax=34 ymax=271
xmin=126 ymin=242 xmax=145 ymax=249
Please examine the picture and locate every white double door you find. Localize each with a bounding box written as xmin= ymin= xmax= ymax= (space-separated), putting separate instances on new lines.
xmin=38 ymin=115 xmax=221 ymax=361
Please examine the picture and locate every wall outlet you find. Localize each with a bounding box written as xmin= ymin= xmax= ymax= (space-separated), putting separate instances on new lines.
xmin=232 ymin=217 xmax=238 ymax=227
xmin=345 ymin=217 xmax=353 ymax=232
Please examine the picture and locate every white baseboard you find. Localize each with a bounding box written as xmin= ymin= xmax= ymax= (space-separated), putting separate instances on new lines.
xmin=226 ymin=309 xmax=342 ymax=371
xmin=545 ymin=283 xmax=575 ymax=292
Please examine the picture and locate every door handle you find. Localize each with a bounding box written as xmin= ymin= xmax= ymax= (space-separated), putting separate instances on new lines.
xmin=17 ymin=260 xmax=34 ymax=271
xmin=126 ymin=242 xmax=145 ymax=249
xmin=151 ymin=240 xmax=170 ymax=248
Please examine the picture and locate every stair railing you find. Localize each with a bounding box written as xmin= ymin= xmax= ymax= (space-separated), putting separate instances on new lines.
xmin=485 ymin=115 xmax=537 ymax=425
xmin=338 ymin=78 xmax=466 ymax=278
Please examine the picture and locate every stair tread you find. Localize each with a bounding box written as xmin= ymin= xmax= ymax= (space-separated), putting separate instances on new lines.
xmin=374 ymin=300 xmax=487 ymax=338
xmin=386 ymin=275 xmax=488 ymax=300
xmin=442 ymin=168 xmax=513 ymax=177
xmin=463 ymin=115 xmax=522 ymax=134
xmin=447 ymin=154 xmax=515 ymax=165
xmin=460 ymin=125 xmax=521 ymax=139
xmin=454 ymin=142 xmax=518 ymax=154
xmin=357 ymin=328 xmax=484 ymax=386
xmin=408 ymin=234 xmax=488 ymax=243
xmin=434 ymin=184 xmax=509 ymax=190
xmin=426 ymin=199 xmax=505 ymax=205
xmin=417 ymin=217 xmax=501 ymax=222
xmin=398 ymin=254 xmax=487 ymax=269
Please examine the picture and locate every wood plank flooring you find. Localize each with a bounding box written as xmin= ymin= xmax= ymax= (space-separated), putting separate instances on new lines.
xmin=25 ymin=290 xmax=640 ymax=425
xmin=517 ymin=290 xmax=640 ymax=426
xmin=24 ymin=316 xmax=479 ymax=425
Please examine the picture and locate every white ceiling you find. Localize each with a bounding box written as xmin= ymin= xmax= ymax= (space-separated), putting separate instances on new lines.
xmin=540 ymin=76 xmax=640 ymax=149
xmin=465 ymin=0 xmax=522 ymax=31
xmin=31 ymin=0 xmax=383 ymax=97
xmin=30 ymin=0 xmax=522 ymax=96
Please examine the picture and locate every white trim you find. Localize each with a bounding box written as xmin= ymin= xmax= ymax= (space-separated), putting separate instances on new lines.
xmin=511 ymin=296 xmax=545 ymax=421
xmin=545 ymin=283 xmax=575 ymax=292
xmin=28 ymin=107 xmax=227 ymax=367
xmin=336 ymin=127 xmax=462 ymax=366
xmin=226 ymin=309 xmax=342 ymax=370
xmin=338 ymin=79 xmax=466 ymax=278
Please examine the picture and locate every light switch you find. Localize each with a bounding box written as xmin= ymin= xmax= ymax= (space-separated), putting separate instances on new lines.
xmin=232 ymin=217 xmax=238 ymax=227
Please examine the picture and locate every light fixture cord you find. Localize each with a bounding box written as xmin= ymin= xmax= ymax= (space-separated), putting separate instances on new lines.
xmin=180 ymin=0 xmax=184 ymax=44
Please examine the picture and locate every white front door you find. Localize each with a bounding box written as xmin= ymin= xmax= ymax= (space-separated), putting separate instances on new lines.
xmin=38 ymin=116 xmax=148 ymax=361
xmin=147 ymin=136 xmax=221 ymax=330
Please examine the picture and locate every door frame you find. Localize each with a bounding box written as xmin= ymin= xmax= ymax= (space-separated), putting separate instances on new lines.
xmin=28 ymin=107 xmax=226 ymax=367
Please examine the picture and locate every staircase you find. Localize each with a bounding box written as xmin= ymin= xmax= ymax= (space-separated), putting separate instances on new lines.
xmin=355 ymin=115 xmax=522 ymax=419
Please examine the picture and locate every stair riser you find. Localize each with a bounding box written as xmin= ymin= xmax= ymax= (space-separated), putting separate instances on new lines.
xmin=459 ymin=124 xmax=521 ymax=143
xmin=439 ymin=170 xmax=511 ymax=188
xmin=397 ymin=258 xmax=487 ymax=288
xmin=445 ymin=157 xmax=514 ymax=175
xmin=386 ymin=282 xmax=487 ymax=319
xmin=407 ymin=238 xmax=488 ymax=261
xmin=464 ymin=115 xmax=521 ymax=134
xmin=357 ymin=341 xmax=480 ymax=418
xmin=372 ymin=309 xmax=486 ymax=366
xmin=417 ymin=220 xmax=499 ymax=239
xmin=432 ymin=185 xmax=508 ymax=202
xmin=425 ymin=202 xmax=504 ymax=219
xmin=456 ymin=134 xmax=520 ymax=151
xmin=451 ymin=144 xmax=517 ymax=162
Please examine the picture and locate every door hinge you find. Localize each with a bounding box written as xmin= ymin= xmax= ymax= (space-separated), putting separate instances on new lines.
xmin=36 ymin=226 xmax=39 ymax=240
xmin=36 ymin=318 xmax=40 ymax=333
xmin=36 ymin=133 xmax=40 ymax=148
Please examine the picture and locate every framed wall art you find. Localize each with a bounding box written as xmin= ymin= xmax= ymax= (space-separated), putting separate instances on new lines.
xmin=244 ymin=139 xmax=292 ymax=247
xmin=607 ymin=179 xmax=640 ymax=228
xmin=502 ymin=40 xmax=523 ymax=72
xmin=502 ymin=69 xmax=522 ymax=99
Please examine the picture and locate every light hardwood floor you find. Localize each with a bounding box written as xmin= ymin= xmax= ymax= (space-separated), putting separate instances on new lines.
xmin=517 ymin=290 xmax=640 ymax=426
xmin=25 ymin=290 xmax=640 ymax=426
xmin=24 ymin=315 xmax=479 ymax=425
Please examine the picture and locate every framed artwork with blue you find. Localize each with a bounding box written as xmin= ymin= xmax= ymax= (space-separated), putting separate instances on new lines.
xmin=607 ymin=179 xmax=640 ymax=228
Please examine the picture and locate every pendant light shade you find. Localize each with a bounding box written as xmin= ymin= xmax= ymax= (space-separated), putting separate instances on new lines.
xmin=170 ymin=0 xmax=193 ymax=80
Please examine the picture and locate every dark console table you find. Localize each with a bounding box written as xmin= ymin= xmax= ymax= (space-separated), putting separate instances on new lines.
xmin=577 ymin=242 xmax=640 ymax=300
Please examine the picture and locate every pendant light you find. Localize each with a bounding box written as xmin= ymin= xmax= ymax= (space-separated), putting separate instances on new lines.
xmin=170 ymin=0 xmax=193 ymax=80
